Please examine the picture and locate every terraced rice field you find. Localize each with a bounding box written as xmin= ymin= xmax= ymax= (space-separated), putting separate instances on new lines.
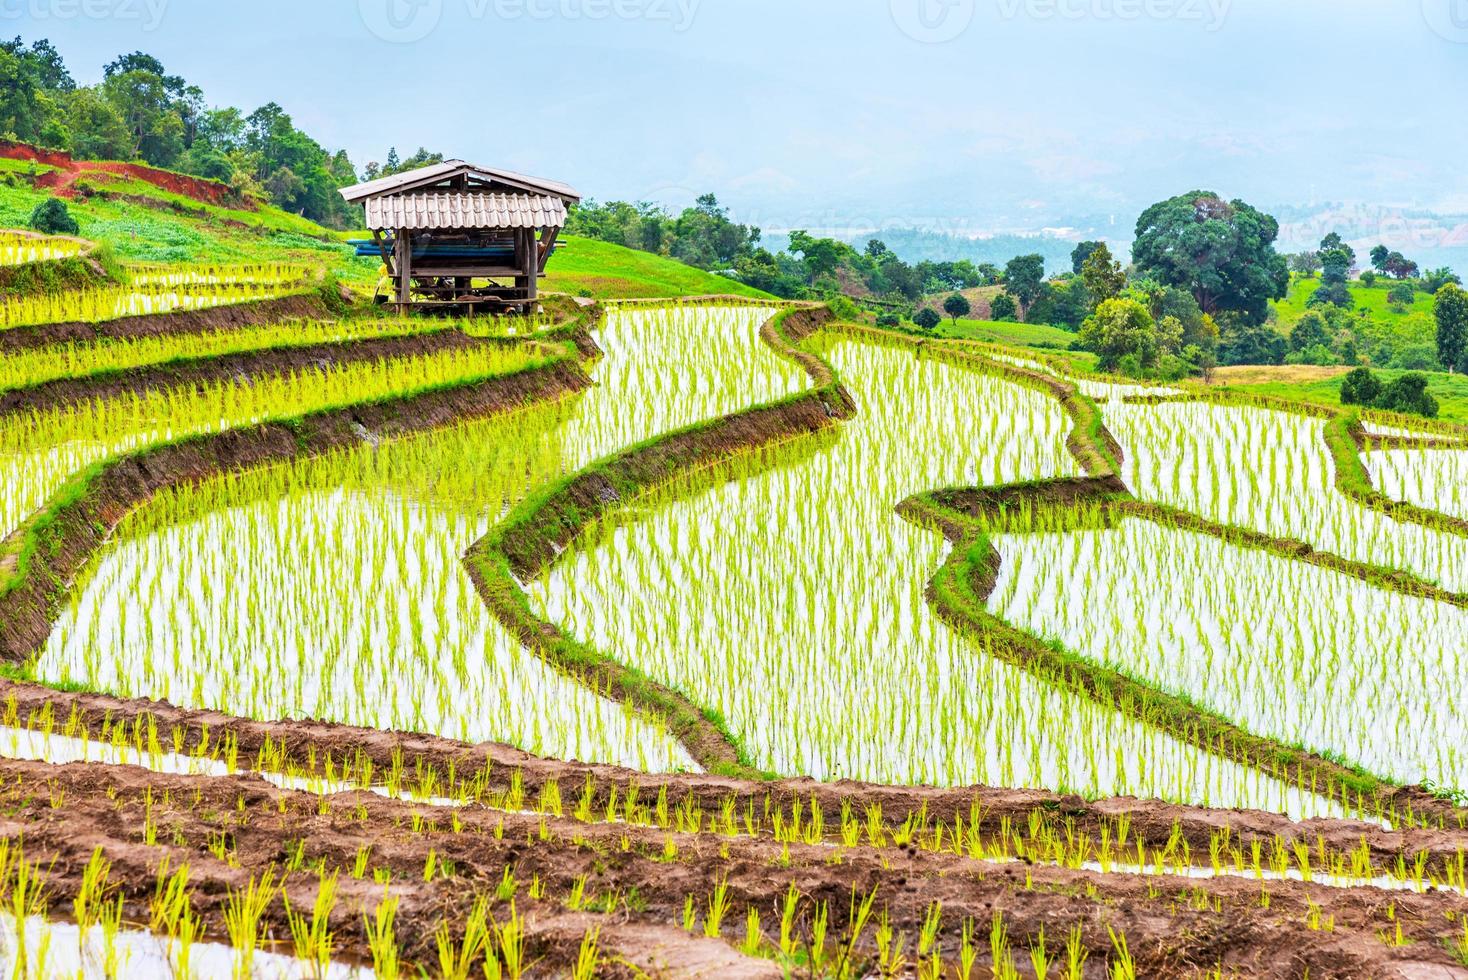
xmin=0 ymin=231 xmax=83 ymax=265
xmin=4 ymin=266 xmax=1468 ymax=977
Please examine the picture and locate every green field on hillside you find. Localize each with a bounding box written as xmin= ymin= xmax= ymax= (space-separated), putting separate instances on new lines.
xmin=542 ymin=236 xmax=772 ymax=300
xmin=933 ymin=316 xmax=1081 ymax=351
xmin=1222 ymin=368 xmax=1468 ymax=424
xmin=1274 ymin=276 xmax=1437 ymax=323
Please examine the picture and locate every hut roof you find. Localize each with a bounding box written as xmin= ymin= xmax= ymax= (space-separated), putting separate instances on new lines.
xmin=363 ymin=192 xmax=568 ymax=231
xmin=340 ymin=160 xmax=580 ymax=205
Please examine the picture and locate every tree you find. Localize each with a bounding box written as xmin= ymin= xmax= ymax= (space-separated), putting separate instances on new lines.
xmin=1360 ymin=270 xmax=1377 ymax=287
xmin=1217 ymin=313 xmax=1288 ymax=366
xmin=1078 ymin=298 xmax=1159 ymax=371
xmin=989 ymin=293 xmax=1018 ymax=322
xmin=103 ymin=69 xmax=184 ymax=165
xmin=914 ymin=308 xmax=942 ymax=332
xmin=64 ymin=87 xmax=132 ymax=159
xmin=1339 ymin=368 xmax=1383 ymax=407
xmin=1290 ymin=311 xmax=1331 ymax=353
xmin=1436 ymin=283 xmax=1468 ymax=372
xmin=943 ymin=293 xmax=971 ymax=324
xmin=1071 ymin=240 xmax=1103 ymax=275
xmin=1003 ymin=254 xmax=1047 ymax=312
xmin=1424 ymin=267 xmax=1462 ymax=293
xmin=1079 ymin=243 xmax=1126 ymax=308
xmin=1384 ymin=252 xmax=1419 ymax=280
xmin=1289 ymin=251 xmax=1322 ymax=276
xmin=1131 ymin=191 xmax=1289 ymax=325
xmin=1376 ymin=374 xmax=1438 ymax=418
xmin=1388 ymin=282 xmax=1416 ymax=308
xmin=29 ymin=198 xmax=77 ymax=235
xmin=1370 ymin=245 xmax=1391 ymax=273
xmin=1310 ymin=233 xmax=1355 ymax=309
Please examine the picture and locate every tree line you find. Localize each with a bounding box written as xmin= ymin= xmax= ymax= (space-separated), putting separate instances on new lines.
xmin=0 ymin=36 xmax=430 ymax=229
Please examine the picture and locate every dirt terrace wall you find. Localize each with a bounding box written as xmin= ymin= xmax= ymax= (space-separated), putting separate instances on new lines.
xmin=0 ymin=357 xmax=591 ymax=661
xmin=0 ymin=292 xmax=334 ymax=353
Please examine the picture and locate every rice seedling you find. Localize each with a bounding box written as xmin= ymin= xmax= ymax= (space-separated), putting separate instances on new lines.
xmin=0 ymin=340 xmax=554 ymax=542
xmin=0 ymin=317 xmax=443 ymax=392
xmin=0 ymin=231 xmax=84 ymax=265
xmin=38 ymin=305 xmax=789 ymax=770
xmin=528 ymin=337 xmax=1345 ymax=812
xmin=1369 ymin=446 xmax=1468 ymax=523
xmin=987 ymin=512 xmax=1468 ymax=799
xmin=0 ymin=279 xmax=297 ymax=330
xmin=1104 ymin=399 xmax=1468 ymax=593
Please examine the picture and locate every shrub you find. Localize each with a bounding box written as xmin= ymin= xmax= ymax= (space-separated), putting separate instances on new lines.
xmin=989 ymin=293 xmax=1018 ymax=322
xmin=913 ymin=308 xmax=942 ymax=332
xmin=29 ymin=198 xmax=79 ymax=236
xmin=875 ymin=313 xmax=900 ymax=328
xmin=1339 ymin=368 xmax=1382 ymax=407
xmin=1360 ymin=271 xmax=1377 ymax=287
xmin=942 ymin=293 xmax=971 ymax=323
xmin=1387 ymin=282 xmax=1415 ymax=307
xmin=1375 ymin=373 xmax=1439 ymax=418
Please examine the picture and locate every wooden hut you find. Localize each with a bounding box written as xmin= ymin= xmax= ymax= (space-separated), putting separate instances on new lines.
xmin=340 ymin=160 xmax=580 ymax=313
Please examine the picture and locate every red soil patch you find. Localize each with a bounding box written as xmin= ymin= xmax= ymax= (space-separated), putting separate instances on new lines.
xmin=1 ymin=139 xmax=251 ymax=210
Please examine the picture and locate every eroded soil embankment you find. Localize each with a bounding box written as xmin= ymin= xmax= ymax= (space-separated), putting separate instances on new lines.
xmin=0 ymin=358 xmax=591 ymax=661
xmin=0 ymin=293 xmax=333 ymax=353
xmin=5 ymin=756 xmax=1468 ymax=979
xmin=0 ymin=327 xmax=564 ymax=418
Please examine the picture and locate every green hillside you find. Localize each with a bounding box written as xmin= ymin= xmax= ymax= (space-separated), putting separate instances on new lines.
xmin=543 ymin=236 xmax=773 ymax=300
xmin=0 ymin=170 xmax=768 ymax=301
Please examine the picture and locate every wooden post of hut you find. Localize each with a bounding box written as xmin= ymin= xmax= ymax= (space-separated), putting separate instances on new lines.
xmin=340 ymin=160 xmax=580 ymax=315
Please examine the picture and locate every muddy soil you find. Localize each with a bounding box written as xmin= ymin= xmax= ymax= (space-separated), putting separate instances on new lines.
xmin=4 ymin=756 xmax=1468 ymax=978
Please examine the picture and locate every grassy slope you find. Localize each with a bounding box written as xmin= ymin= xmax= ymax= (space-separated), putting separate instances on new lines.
xmin=1275 ymin=276 xmax=1437 ymax=322
xmin=934 ymin=316 xmax=1085 ymax=351
xmin=0 ymin=173 xmax=767 ymax=301
xmin=0 ymin=173 xmax=376 ymax=285
xmin=1217 ymin=369 xmax=1468 ymax=425
xmin=541 ymin=236 xmax=773 ymax=300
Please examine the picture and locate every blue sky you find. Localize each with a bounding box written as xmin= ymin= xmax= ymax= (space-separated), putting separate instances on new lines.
xmin=10 ymin=0 xmax=1468 ymax=242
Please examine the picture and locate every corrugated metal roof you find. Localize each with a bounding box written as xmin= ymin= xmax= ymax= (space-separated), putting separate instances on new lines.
xmin=364 ymin=192 xmax=568 ymax=231
xmin=340 ymin=160 xmax=580 ymax=204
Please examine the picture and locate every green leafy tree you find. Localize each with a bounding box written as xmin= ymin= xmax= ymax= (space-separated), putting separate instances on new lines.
xmin=1311 ymin=235 xmax=1354 ymax=308
xmin=989 ymin=293 xmax=1018 ymax=322
xmin=1003 ymin=254 xmax=1047 ymax=312
xmin=1435 ymin=283 xmax=1468 ymax=372
xmin=29 ymin=198 xmax=77 ymax=235
xmin=1290 ymin=311 xmax=1331 ymax=352
xmin=1078 ymin=298 xmax=1158 ymax=371
xmin=1080 ymin=243 xmax=1126 ymax=308
xmin=1131 ymin=190 xmax=1289 ymax=325
xmin=1340 ymin=368 xmax=1383 ymax=407
xmin=1388 ymin=282 xmax=1416 ymax=308
xmin=1370 ymin=245 xmax=1391 ymax=272
xmin=1376 ymin=373 xmax=1438 ymax=418
xmin=103 ymin=68 xmax=184 ymax=165
xmin=64 ymin=87 xmax=132 ymax=159
xmin=1070 ymin=240 xmax=1103 ymax=275
xmin=913 ymin=308 xmax=942 ymax=332
xmin=942 ymin=293 xmax=971 ymax=324
xmin=1424 ymin=267 xmax=1462 ymax=293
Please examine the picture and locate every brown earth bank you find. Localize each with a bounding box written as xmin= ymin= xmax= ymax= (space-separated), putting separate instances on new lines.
xmin=0 ymin=292 xmax=334 ymax=352
xmin=0 ymin=325 xmax=546 ymax=416
xmin=0 ymin=139 xmax=250 ymax=209
xmin=2 ymin=756 xmax=1468 ymax=978
xmin=0 ymin=357 xmax=592 ymax=661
